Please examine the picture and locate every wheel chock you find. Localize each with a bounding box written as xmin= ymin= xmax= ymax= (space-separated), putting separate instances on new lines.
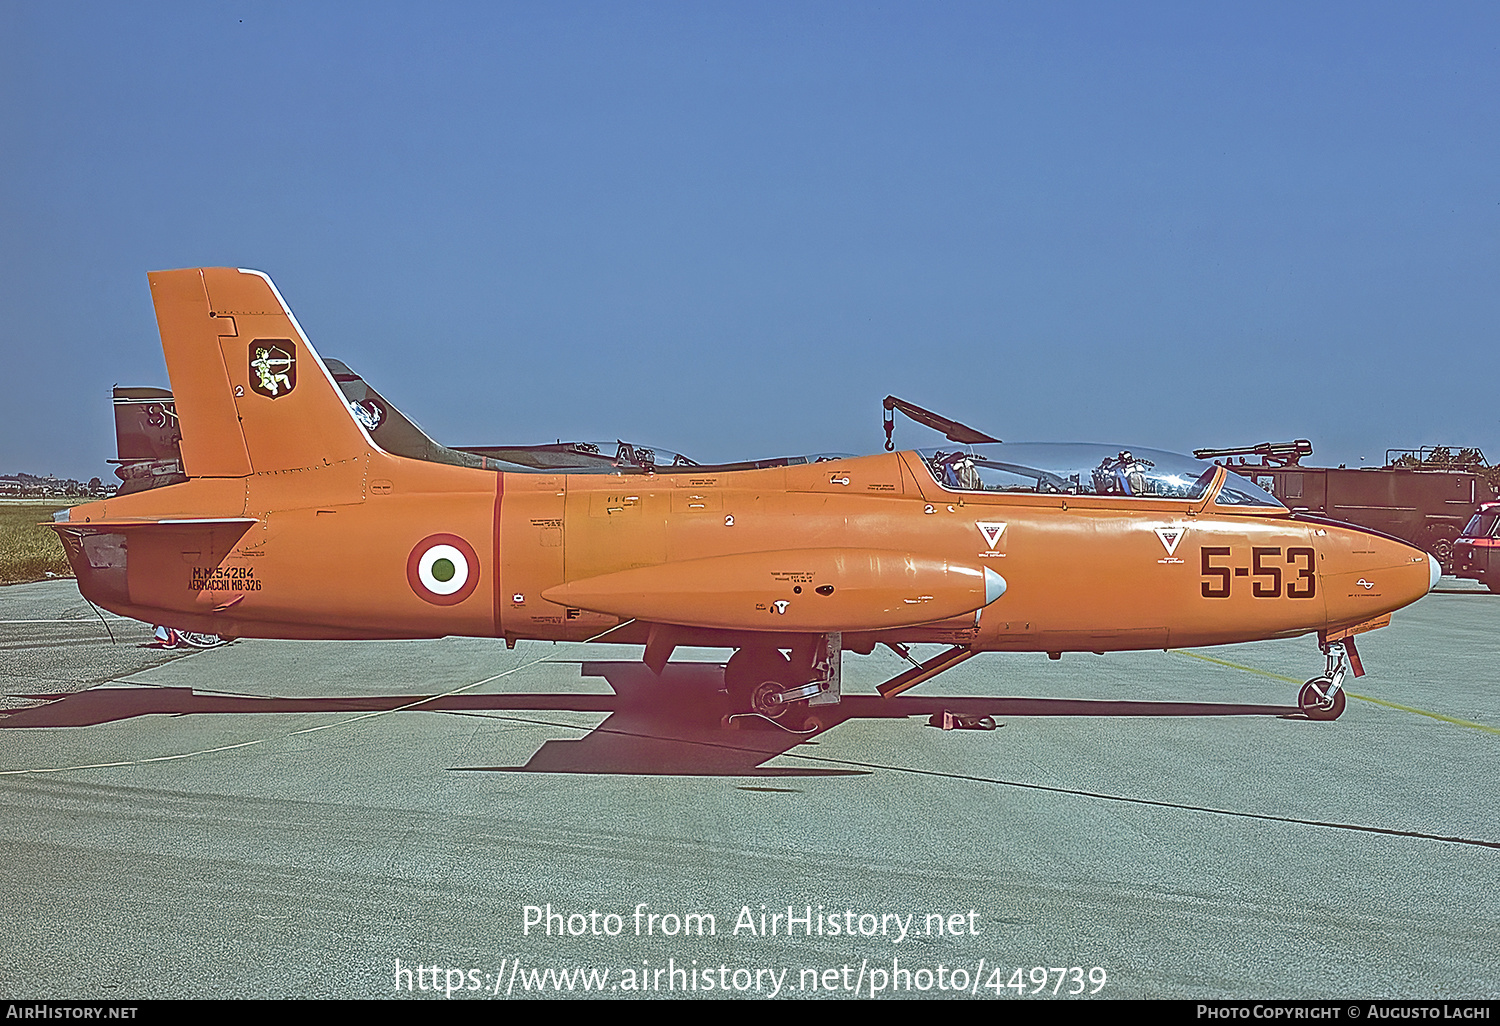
xmin=927 ymin=710 xmax=999 ymax=731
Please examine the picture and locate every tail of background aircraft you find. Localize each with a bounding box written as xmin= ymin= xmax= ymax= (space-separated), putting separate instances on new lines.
xmin=323 ymin=358 xmax=491 ymax=470
xmin=148 ymin=268 xmax=370 ymax=477
xmin=111 ymin=386 xmax=187 ymax=494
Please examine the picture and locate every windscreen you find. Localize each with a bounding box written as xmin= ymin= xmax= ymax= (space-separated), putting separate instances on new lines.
xmin=918 ymin=442 xmax=1284 ymax=508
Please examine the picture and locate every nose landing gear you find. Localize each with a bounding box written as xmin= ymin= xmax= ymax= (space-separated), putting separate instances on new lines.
xmin=1299 ymin=640 xmax=1355 ymax=721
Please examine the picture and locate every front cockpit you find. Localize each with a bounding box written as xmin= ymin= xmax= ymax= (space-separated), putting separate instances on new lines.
xmin=918 ymin=442 xmax=1286 ymax=509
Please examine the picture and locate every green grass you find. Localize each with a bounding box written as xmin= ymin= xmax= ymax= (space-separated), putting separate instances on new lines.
xmin=0 ymin=502 xmax=74 ymax=584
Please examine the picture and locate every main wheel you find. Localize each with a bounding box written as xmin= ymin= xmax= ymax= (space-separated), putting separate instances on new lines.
xmin=749 ymin=679 xmax=789 ymax=718
xmin=724 ymin=647 xmax=793 ymax=719
xmin=1298 ymin=678 xmax=1346 ymax=721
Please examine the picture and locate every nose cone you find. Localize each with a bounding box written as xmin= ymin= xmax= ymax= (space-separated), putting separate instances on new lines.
xmin=1320 ymin=525 xmax=1436 ymax=625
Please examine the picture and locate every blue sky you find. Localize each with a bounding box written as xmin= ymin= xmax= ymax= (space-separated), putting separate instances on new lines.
xmin=3 ymin=2 xmax=1496 ymax=480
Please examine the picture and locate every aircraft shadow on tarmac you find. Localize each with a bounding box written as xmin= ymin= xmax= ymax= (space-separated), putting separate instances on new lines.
xmin=1 ymin=661 xmax=1292 ymax=778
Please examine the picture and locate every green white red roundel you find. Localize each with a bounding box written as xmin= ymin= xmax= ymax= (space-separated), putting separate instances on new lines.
xmin=406 ymin=534 xmax=480 ymax=606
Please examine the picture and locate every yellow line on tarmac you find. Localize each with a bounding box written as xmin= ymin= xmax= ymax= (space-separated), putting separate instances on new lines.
xmin=1335 ymin=694 xmax=1500 ymax=735
xmin=1173 ymin=650 xmax=1303 ymax=685
xmin=1170 ymin=650 xmax=1500 ymax=736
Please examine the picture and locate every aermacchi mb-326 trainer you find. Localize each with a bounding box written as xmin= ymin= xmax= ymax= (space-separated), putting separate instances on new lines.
xmin=54 ymin=268 xmax=1440 ymax=725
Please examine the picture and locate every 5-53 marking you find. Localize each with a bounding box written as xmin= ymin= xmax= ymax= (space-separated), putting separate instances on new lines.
xmin=1200 ymin=546 xmax=1315 ymax=599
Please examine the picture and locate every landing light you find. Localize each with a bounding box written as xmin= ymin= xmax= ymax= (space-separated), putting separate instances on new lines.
xmin=984 ymin=567 xmax=1007 ymax=605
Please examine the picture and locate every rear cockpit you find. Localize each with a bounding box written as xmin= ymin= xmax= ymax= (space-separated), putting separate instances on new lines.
xmin=918 ymin=442 xmax=1286 ymax=509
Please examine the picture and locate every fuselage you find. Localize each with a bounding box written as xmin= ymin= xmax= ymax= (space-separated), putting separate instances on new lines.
xmin=52 ymin=266 xmax=1436 ymax=672
xmin=56 ymin=445 xmax=1435 ymax=654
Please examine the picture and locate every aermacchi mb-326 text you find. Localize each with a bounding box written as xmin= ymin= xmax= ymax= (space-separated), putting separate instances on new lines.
xmin=54 ymin=268 xmax=1439 ymax=725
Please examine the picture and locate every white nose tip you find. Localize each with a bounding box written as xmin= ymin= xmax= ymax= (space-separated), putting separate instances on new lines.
xmin=1428 ymin=553 xmax=1441 ymax=592
xmin=984 ymin=567 xmax=1007 ymax=605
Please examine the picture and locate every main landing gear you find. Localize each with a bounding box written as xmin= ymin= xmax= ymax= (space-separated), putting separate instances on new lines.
xmin=723 ymin=635 xmax=842 ymax=725
xmin=1299 ymin=639 xmax=1358 ymax=721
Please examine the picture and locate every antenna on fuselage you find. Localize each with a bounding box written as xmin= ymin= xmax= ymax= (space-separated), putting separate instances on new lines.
xmin=882 ymin=395 xmax=1001 ymax=452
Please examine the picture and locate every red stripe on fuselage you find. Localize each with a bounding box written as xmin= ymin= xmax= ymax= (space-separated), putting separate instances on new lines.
xmin=493 ymin=471 xmax=505 ymax=638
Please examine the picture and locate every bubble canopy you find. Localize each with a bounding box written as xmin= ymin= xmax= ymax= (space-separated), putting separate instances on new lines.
xmin=917 ymin=443 xmax=1285 ymax=508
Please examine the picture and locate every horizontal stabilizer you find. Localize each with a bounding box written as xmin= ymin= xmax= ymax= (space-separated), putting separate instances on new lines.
xmin=50 ymin=518 xmax=259 ymax=612
xmin=50 ymin=517 xmax=260 ymax=530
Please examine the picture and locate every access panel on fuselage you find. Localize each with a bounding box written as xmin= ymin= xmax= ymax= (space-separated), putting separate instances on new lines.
xmin=498 ymin=474 xmax=578 ymax=640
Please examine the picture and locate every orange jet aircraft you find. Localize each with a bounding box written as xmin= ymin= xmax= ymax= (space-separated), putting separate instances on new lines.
xmin=54 ymin=268 xmax=1439 ymax=725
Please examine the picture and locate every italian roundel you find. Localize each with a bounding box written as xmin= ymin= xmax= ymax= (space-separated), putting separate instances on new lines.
xmin=407 ymin=534 xmax=480 ymax=605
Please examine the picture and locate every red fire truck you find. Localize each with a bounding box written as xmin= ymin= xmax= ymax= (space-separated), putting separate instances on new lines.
xmin=1452 ymin=503 xmax=1500 ymax=593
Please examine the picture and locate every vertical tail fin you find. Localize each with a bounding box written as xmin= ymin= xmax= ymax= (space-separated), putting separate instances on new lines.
xmin=148 ymin=267 xmax=370 ymax=476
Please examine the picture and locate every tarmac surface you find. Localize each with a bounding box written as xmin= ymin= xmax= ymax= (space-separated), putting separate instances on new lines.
xmin=1 ymin=578 xmax=1496 ymax=1000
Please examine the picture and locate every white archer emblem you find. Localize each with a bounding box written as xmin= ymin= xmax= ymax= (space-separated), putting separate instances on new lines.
xmin=249 ymin=341 xmax=296 ymax=398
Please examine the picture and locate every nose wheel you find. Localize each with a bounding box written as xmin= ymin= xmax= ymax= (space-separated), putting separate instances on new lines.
xmin=1298 ymin=677 xmax=1347 ymax=720
xmin=1299 ymin=640 xmax=1352 ymax=720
